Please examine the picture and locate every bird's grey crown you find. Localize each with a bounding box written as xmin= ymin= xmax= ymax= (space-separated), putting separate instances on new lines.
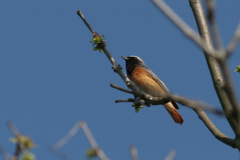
xmin=129 ymin=55 xmax=146 ymax=66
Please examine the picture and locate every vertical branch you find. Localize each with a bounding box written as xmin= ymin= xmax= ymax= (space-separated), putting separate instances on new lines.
xmin=205 ymin=0 xmax=223 ymax=50
xmin=189 ymin=0 xmax=239 ymax=137
xmin=130 ymin=146 xmax=138 ymax=160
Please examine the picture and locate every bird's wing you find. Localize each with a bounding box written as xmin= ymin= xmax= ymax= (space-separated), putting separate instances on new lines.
xmin=143 ymin=66 xmax=179 ymax=110
xmin=143 ymin=67 xmax=170 ymax=93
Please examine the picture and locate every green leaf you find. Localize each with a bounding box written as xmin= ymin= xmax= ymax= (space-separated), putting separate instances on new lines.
xmin=132 ymin=104 xmax=143 ymax=113
xmin=86 ymin=148 xmax=98 ymax=158
xmin=90 ymin=34 xmax=105 ymax=53
xmin=10 ymin=135 xmax=36 ymax=149
xmin=21 ymin=152 xmax=35 ymax=160
xmin=235 ymin=65 xmax=240 ymax=73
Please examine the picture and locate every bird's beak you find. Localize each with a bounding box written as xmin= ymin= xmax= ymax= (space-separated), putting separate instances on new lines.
xmin=121 ymin=55 xmax=128 ymax=60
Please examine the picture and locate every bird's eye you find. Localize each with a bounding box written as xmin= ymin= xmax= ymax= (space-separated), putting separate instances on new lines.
xmin=134 ymin=57 xmax=137 ymax=60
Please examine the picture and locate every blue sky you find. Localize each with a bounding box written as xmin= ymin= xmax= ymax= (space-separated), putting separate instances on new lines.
xmin=0 ymin=0 xmax=240 ymax=160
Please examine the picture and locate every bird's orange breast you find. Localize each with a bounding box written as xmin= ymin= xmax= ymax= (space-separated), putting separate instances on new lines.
xmin=128 ymin=65 xmax=165 ymax=97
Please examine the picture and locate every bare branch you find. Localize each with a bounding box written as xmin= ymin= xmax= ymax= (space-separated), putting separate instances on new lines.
xmin=219 ymin=60 xmax=240 ymax=132
xmin=111 ymin=81 xmax=224 ymax=116
xmin=51 ymin=121 xmax=110 ymax=160
xmin=205 ymin=0 xmax=223 ymax=50
xmin=226 ymin=22 xmax=240 ymax=56
xmin=7 ymin=121 xmax=19 ymax=136
xmin=115 ymin=99 xmax=133 ymax=103
xmin=51 ymin=122 xmax=80 ymax=151
xmin=166 ymin=94 xmax=237 ymax=148
xmin=76 ymin=10 xmax=94 ymax=34
xmin=0 ymin=144 xmax=11 ymax=160
xmin=166 ymin=94 xmax=224 ymax=116
xmin=151 ymin=0 xmax=217 ymax=58
xmin=165 ymin=150 xmax=177 ymax=160
xmin=110 ymin=83 xmax=134 ymax=94
xmin=130 ymin=146 xmax=138 ymax=160
xmin=189 ymin=0 xmax=240 ymax=138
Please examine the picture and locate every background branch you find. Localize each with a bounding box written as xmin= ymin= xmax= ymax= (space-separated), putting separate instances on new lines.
xmin=51 ymin=121 xmax=109 ymax=160
xmin=0 ymin=144 xmax=11 ymax=160
xmin=130 ymin=146 xmax=138 ymax=160
xmin=165 ymin=150 xmax=176 ymax=160
xmin=226 ymin=22 xmax=240 ymax=56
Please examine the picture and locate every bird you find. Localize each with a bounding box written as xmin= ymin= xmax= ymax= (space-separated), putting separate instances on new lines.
xmin=122 ymin=55 xmax=183 ymax=125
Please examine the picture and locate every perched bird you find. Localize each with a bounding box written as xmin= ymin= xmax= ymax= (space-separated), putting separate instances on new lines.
xmin=122 ymin=55 xmax=183 ymax=125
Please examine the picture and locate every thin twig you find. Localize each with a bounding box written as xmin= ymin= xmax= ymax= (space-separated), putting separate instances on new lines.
xmin=51 ymin=122 xmax=81 ymax=151
xmin=165 ymin=150 xmax=177 ymax=160
xmin=151 ymin=0 xmax=217 ymax=58
xmin=7 ymin=121 xmax=19 ymax=136
xmin=110 ymin=83 xmax=134 ymax=94
xmin=226 ymin=22 xmax=240 ymax=56
xmin=51 ymin=121 xmax=110 ymax=160
xmin=115 ymin=99 xmax=133 ymax=103
xmin=0 ymin=144 xmax=11 ymax=160
xmin=130 ymin=145 xmax=138 ymax=160
xmin=77 ymin=10 xmax=94 ymax=33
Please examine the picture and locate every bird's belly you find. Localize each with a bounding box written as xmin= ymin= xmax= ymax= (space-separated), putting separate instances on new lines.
xmin=128 ymin=66 xmax=165 ymax=97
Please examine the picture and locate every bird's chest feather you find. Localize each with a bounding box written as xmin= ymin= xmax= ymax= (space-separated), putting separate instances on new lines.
xmin=128 ymin=66 xmax=165 ymax=97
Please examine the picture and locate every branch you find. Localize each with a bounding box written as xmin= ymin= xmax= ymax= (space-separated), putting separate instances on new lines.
xmin=0 ymin=144 xmax=11 ymax=160
xmin=111 ymin=82 xmax=237 ymax=148
xmin=150 ymin=0 xmax=239 ymax=135
xmin=205 ymin=0 xmax=223 ymax=50
xmin=7 ymin=121 xmax=36 ymax=160
xmin=151 ymin=0 xmax=217 ymax=58
xmin=111 ymin=83 xmax=224 ymax=116
xmin=166 ymin=94 xmax=224 ymax=116
xmin=51 ymin=121 xmax=110 ymax=160
xmin=189 ymin=0 xmax=240 ymax=138
xmin=76 ymin=10 xmax=94 ymax=33
xmin=165 ymin=150 xmax=176 ymax=160
xmin=130 ymin=146 xmax=138 ymax=160
xmin=110 ymin=83 xmax=134 ymax=94
xmin=166 ymin=94 xmax=238 ymax=149
xmin=7 ymin=121 xmax=20 ymax=136
xmin=226 ymin=22 xmax=240 ymax=56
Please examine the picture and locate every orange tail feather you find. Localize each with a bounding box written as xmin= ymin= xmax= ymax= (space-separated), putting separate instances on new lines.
xmin=164 ymin=102 xmax=183 ymax=125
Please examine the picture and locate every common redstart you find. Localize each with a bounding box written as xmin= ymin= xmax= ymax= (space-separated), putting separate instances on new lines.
xmin=122 ymin=55 xmax=183 ymax=125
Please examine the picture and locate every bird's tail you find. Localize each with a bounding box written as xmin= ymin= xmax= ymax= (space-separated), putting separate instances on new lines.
xmin=163 ymin=102 xmax=183 ymax=125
